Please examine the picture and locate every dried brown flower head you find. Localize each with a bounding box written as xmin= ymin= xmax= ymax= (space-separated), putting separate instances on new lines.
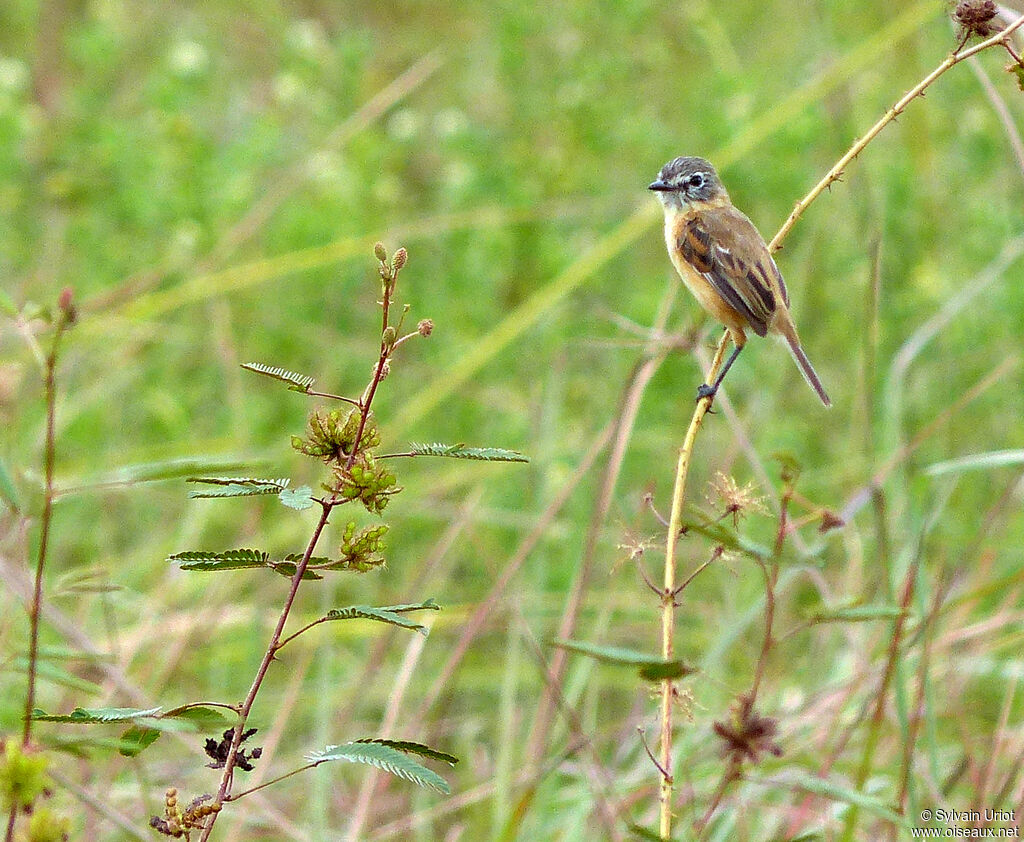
xmin=953 ymin=0 xmax=1000 ymax=40
xmin=712 ymin=693 xmax=783 ymax=766
xmin=708 ymin=472 xmax=768 ymax=527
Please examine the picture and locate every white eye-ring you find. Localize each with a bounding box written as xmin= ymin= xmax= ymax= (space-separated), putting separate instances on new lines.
xmin=688 ymin=172 xmax=705 ymax=189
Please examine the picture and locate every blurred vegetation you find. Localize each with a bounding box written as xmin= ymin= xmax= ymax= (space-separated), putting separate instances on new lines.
xmin=1 ymin=0 xmax=1023 ymax=839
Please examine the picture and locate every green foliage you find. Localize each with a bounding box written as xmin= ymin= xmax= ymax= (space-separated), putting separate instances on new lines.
xmin=168 ymin=548 xmax=268 ymax=570
xmin=293 ymin=408 xmax=379 ymax=463
xmin=353 ymin=738 xmax=458 ymax=766
xmin=4 ymin=1 xmax=1021 ymax=838
xmin=306 ymin=742 xmax=451 ymax=794
xmin=331 ymin=454 xmax=399 ymax=514
xmin=25 ymin=808 xmax=71 ymax=842
xmin=406 ymin=442 xmax=530 ymax=462
xmin=186 ymin=476 xmax=290 ymax=498
xmin=925 ymin=448 xmax=1024 ymax=475
xmin=336 ymin=521 xmax=388 ymax=570
xmin=0 ymin=741 xmax=52 ymax=812
xmin=320 ymin=603 xmax=431 ymax=635
xmin=31 ymin=707 xmax=162 ymax=723
xmin=168 ymin=549 xmax=324 ymax=579
xmin=553 ymin=639 xmax=694 ymax=682
xmin=805 ymin=603 xmax=907 ymax=624
xmin=117 ymin=725 xmax=161 ymax=758
xmin=240 ymin=362 xmax=316 ymax=393
xmin=278 ymin=485 xmax=315 ymax=510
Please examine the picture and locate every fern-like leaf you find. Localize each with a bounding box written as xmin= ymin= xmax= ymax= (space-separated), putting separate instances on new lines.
xmin=168 ymin=549 xmax=270 ymax=572
xmin=32 ymin=706 xmax=162 ymax=723
xmin=407 ymin=442 xmax=529 ymax=462
xmin=307 ymin=742 xmax=450 ymax=794
xmin=353 ymin=738 xmax=458 ymax=766
xmin=187 ymin=476 xmax=289 ymax=498
xmin=241 ymin=362 xmax=316 ymax=393
xmin=374 ymin=598 xmax=440 ymax=614
xmin=320 ymin=605 xmax=430 ymax=635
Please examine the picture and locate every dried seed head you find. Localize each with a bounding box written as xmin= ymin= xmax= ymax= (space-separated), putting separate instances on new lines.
xmin=392 ymin=247 xmax=408 ymax=272
xmin=374 ymin=242 xmax=387 ymax=263
xmin=712 ymin=693 xmax=783 ymax=766
xmin=707 ymin=472 xmax=768 ymax=526
xmin=954 ymin=0 xmax=1000 ymax=39
xmin=417 ymin=318 xmax=433 ymax=337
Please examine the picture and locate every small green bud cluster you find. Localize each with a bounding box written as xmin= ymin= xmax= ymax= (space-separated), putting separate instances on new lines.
xmin=0 ymin=741 xmax=69 ymax=841
xmin=335 ymin=521 xmax=389 ymax=571
xmin=292 ymin=409 xmax=380 ymax=463
xmin=332 ymin=454 xmax=398 ymax=514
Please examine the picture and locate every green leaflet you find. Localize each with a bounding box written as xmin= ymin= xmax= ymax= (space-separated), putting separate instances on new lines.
xmin=187 ymin=476 xmax=289 ymax=498
xmin=553 ymin=639 xmax=694 ymax=682
xmin=353 ymin=738 xmax=458 ymax=766
xmin=306 ymin=741 xmax=450 ymax=794
xmin=241 ymin=362 xmax=316 ymax=392
xmin=321 ymin=605 xmax=431 ymax=635
xmin=32 ymin=706 xmax=162 ymax=723
xmin=407 ymin=442 xmax=529 ymax=462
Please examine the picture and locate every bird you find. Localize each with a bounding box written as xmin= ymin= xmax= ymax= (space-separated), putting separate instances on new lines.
xmin=649 ymin=156 xmax=831 ymax=407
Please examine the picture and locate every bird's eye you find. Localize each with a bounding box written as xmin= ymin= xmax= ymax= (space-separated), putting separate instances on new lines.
xmin=688 ymin=173 xmax=705 ymax=189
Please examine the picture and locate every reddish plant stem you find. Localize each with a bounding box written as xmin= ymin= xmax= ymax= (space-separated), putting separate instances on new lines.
xmin=198 ymin=503 xmax=333 ymax=841
xmin=22 ymin=336 xmax=61 ymax=747
xmin=347 ymin=273 xmax=396 ymax=472
xmin=199 ymin=257 xmax=405 ymax=839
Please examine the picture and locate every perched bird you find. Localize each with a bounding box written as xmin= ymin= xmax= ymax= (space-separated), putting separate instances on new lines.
xmin=649 ymin=156 xmax=831 ymax=406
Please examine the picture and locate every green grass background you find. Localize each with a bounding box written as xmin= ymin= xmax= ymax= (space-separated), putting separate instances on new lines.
xmin=2 ymin=1 xmax=1023 ymax=839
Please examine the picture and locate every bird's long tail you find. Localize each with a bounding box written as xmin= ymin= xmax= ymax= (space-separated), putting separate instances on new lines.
xmin=778 ymin=320 xmax=831 ymax=407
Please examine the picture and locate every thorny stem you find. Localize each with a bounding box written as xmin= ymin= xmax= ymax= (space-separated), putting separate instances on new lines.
xmin=697 ymin=757 xmax=742 ymax=834
xmin=699 ymin=497 xmax=786 ymax=837
xmin=767 ymin=13 xmax=1024 ymax=255
xmin=658 ymin=334 xmax=730 ymax=840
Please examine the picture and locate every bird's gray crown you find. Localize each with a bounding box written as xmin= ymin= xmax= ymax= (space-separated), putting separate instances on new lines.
xmin=648 ymin=156 xmax=723 ymax=203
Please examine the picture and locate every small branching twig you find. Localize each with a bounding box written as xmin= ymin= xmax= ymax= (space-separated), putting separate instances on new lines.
xmin=768 ymin=10 xmax=1024 ymax=255
xmin=657 ymin=335 xmax=731 ymax=839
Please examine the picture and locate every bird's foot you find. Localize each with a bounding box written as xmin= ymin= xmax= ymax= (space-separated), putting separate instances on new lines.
xmin=696 ymin=382 xmax=718 ymax=402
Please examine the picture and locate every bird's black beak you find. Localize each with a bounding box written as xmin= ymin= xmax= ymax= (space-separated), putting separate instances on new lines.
xmin=648 ymin=179 xmax=670 ymax=191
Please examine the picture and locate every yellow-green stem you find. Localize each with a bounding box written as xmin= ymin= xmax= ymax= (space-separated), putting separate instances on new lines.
xmin=659 ymin=333 xmax=731 ymax=839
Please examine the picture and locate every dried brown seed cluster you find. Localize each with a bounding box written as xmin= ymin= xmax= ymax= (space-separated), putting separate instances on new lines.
xmin=712 ymin=693 xmax=782 ymax=766
xmin=953 ymin=0 xmax=1000 ymax=39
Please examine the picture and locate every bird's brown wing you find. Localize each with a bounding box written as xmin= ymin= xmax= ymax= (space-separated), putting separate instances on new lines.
xmin=679 ymin=207 xmax=786 ymax=338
